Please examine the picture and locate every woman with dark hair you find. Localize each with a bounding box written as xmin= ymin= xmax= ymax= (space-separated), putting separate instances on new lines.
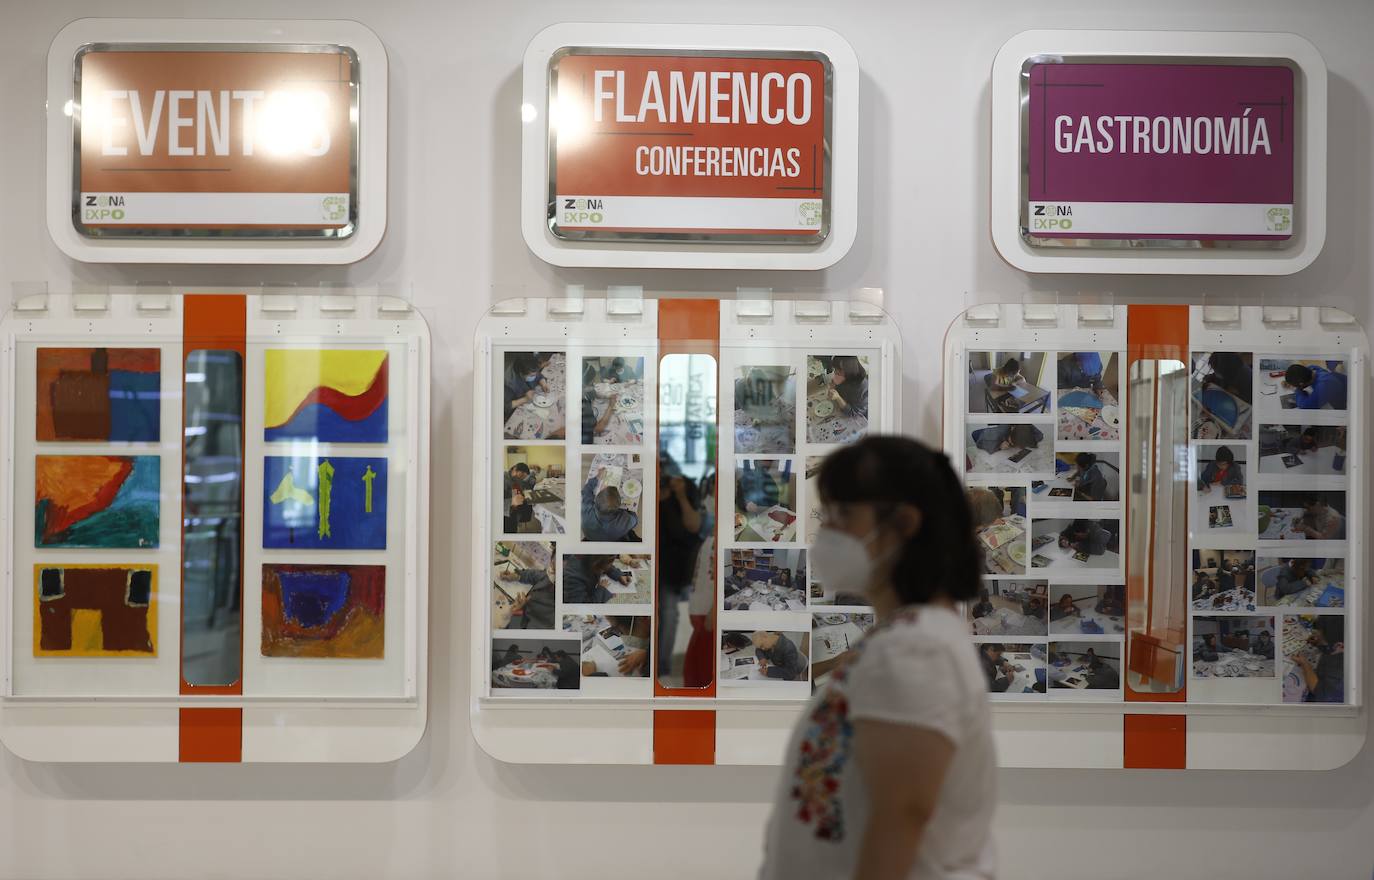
xmin=760 ymin=436 xmax=995 ymax=880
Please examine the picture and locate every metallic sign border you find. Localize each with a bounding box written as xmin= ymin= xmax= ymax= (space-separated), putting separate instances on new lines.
xmin=71 ymin=42 xmax=361 ymax=241
xmin=546 ymin=46 xmax=833 ymax=245
xmin=1018 ymin=54 xmax=1301 ymax=251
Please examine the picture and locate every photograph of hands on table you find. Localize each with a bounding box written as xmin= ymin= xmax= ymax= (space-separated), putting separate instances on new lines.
xmin=581 ymin=453 xmax=644 ymax=542
xmin=561 ymin=553 xmax=653 ymax=605
xmin=1029 ymin=518 xmax=1120 ymax=571
xmin=1032 ymin=451 xmax=1120 ymax=502
xmin=811 ymin=612 xmax=876 ymax=691
xmin=1049 ymin=585 xmax=1125 ymax=636
xmin=503 ymin=351 xmax=567 ymax=441
xmin=581 ymin=355 xmax=645 ymax=445
xmin=1194 ymin=444 xmax=1249 ymax=534
xmin=978 ymin=642 xmax=1047 ymax=694
xmin=1258 ymin=358 xmax=1348 ymax=413
xmin=491 ymin=540 xmax=557 ymax=631
xmin=735 ymin=459 xmax=798 ymax=542
xmin=720 ymin=630 xmax=810 ymax=684
xmin=724 ymin=548 xmax=806 ymax=611
xmin=1282 ymin=614 xmax=1346 ymax=703
xmin=562 ymin=614 xmax=650 ymax=678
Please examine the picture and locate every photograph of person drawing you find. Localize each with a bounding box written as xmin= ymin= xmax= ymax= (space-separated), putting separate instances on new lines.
xmin=1190 ymin=351 xmax=1253 ymax=439
xmin=965 ymin=423 xmax=1052 ymax=476
xmin=1032 ymin=451 xmax=1120 ymax=502
xmin=1283 ymin=614 xmax=1345 ymax=703
xmin=1258 ymin=424 xmax=1347 ymax=475
xmin=1047 ymin=641 xmax=1122 ymax=691
xmin=1056 ymin=351 xmax=1121 ymax=440
xmin=967 ymin=351 xmax=1050 ymax=414
xmin=1258 ymin=357 xmax=1348 ymax=412
xmin=1258 ymin=557 xmax=1345 ymax=608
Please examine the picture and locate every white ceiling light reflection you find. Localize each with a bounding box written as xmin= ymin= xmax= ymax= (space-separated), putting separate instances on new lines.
xmin=256 ymin=89 xmax=331 ymax=157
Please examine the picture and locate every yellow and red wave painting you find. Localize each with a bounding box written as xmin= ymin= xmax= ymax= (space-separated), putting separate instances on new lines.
xmin=264 ymin=350 xmax=388 ymax=443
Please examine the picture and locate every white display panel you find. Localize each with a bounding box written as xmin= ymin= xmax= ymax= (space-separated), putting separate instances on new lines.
xmin=990 ymin=30 xmax=1327 ymax=275
xmin=470 ymin=297 xmax=902 ymax=764
xmin=45 ymin=19 xmax=388 ymax=265
xmin=944 ymin=303 xmax=1366 ymax=770
xmin=520 ymin=24 xmax=859 ymax=270
xmin=0 ymin=292 xmax=429 ymax=763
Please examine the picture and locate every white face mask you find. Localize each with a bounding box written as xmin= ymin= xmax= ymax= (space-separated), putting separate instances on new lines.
xmin=810 ymin=525 xmax=888 ymax=597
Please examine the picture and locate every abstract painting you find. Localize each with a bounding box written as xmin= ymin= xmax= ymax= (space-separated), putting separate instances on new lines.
xmin=35 ymin=455 xmax=160 ymax=548
xmin=263 ymin=455 xmax=387 ymax=549
xmin=34 ymin=565 xmax=157 ymax=656
xmin=261 ymin=564 xmax=385 ymax=658
xmin=264 ymin=349 xmax=388 ymax=442
xmin=37 ymin=347 xmax=161 ymax=442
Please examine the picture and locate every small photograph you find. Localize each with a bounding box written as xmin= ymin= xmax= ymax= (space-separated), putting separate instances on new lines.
xmin=503 ymin=351 xmax=567 ymax=440
xmin=1192 ymin=616 xmax=1276 ymax=679
xmin=734 ymin=365 xmax=797 ymax=454
xmin=965 ymin=423 xmax=1052 ymax=476
xmin=1032 ymin=451 xmax=1121 ymax=502
xmin=1190 ymin=351 xmax=1254 ymax=440
xmin=735 ymin=460 xmax=798 ymax=542
xmin=804 ymin=455 xmax=824 ymax=542
xmin=1258 ymin=557 xmax=1345 ymax=608
xmin=1190 ymin=549 xmax=1257 ymax=612
xmin=562 ymin=614 xmax=651 ymax=678
xmin=1258 ymin=357 xmax=1348 ymax=412
xmin=969 ymin=486 xmax=1029 ymax=575
xmin=720 ymin=629 xmax=811 ymax=683
xmin=967 ymin=351 xmax=1051 ymax=414
xmin=1257 ymin=491 xmax=1346 ymax=541
xmin=812 ymin=612 xmax=876 ymax=691
xmin=725 ymin=548 xmax=807 ymax=611
xmin=806 ymin=355 xmax=871 ymax=444
xmin=501 ymin=445 xmax=566 ymax=535
xmin=1049 ymin=585 xmax=1126 ymax=636
xmin=562 ymin=553 xmax=653 ymax=605
xmin=581 ymin=356 xmax=646 ymax=445
xmin=1029 ymin=518 xmax=1121 ymax=570
xmin=978 ymin=642 xmax=1048 ymax=695
xmin=968 ymin=581 xmax=1048 ymax=637
xmin=491 ymin=636 xmax=581 ymax=691
xmin=1258 ymin=424 xmax=1348 ymax=475
xmin=1056 ymin=352 xmax=1122 ymax=441
xmin=491 ymin=541 xmax=556 ymax=631
xmin=1282 ymin=614 xmax=1345 ymax=703
xmin=581 ymin=453 xmax=644 ymax=542
xmin=1194 ymin=445 xmax=1250 ymax=535
xmin=1047 ymin=641 xmax=1122 ymax=690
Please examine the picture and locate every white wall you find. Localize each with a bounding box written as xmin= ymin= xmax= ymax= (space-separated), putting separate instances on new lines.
xmin=1 ymin=0 xmax=1372 ymax=877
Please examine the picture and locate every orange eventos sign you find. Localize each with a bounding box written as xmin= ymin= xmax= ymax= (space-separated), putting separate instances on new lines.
xmin=548 ymin=49 xmax=831 ymax=242
xmin=74 ymin=46 xmax=358 ymax=238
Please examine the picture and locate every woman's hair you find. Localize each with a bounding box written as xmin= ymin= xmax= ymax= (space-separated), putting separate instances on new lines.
xmin=833 ymin=355 xmax=867 ymax=383
xmin=818 ymin=435 xmax=982 ymax=603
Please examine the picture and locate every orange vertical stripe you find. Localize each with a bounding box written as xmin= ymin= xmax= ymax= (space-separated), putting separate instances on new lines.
xmin=1124 ymin=713 xmax=1186 ymax=769
xmin=653 ymin=709 xmax=716 ymax=765
xmin=181 ymin=295 xmax=246 ymax=762
xmin=179 ymin=708 xmax=243 ymax=762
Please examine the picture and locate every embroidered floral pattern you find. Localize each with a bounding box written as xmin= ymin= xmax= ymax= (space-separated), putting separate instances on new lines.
xmin=790 ymin=608 xmax=923 ymax=843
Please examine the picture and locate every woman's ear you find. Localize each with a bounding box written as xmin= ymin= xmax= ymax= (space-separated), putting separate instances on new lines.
xmin=892 ymin=504 xmax=922 ymax=540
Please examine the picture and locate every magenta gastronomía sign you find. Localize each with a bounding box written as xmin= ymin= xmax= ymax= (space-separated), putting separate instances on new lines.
xmin=1024 ymin=61 xmax=1295 ymax=244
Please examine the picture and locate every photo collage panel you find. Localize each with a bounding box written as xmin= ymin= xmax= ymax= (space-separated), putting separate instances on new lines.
xmin=492 ymin=349 xmax=656 ymax=695
xmin=721 ymin=350 xmax=880 ymax=692
xmin=965 ymin=349 xmax=1126 ymax=700
xmin=1189 ymin=351 xmax=1350 ymax=703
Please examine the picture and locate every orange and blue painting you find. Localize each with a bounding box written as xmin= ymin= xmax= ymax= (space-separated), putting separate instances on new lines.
xmin=261 ymin=564 xmax=384 ymax=658
xmin=264 ymin=349 xmax=388 ymax=443
xmin=35 ymin=455 xmax=160 ymax=548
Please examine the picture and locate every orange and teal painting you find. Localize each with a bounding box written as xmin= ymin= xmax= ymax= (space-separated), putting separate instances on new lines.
xmin=35 ymin=455 xmax=160 ymax=548
xmin=264 ymin=349 xmax=388 ymax=443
